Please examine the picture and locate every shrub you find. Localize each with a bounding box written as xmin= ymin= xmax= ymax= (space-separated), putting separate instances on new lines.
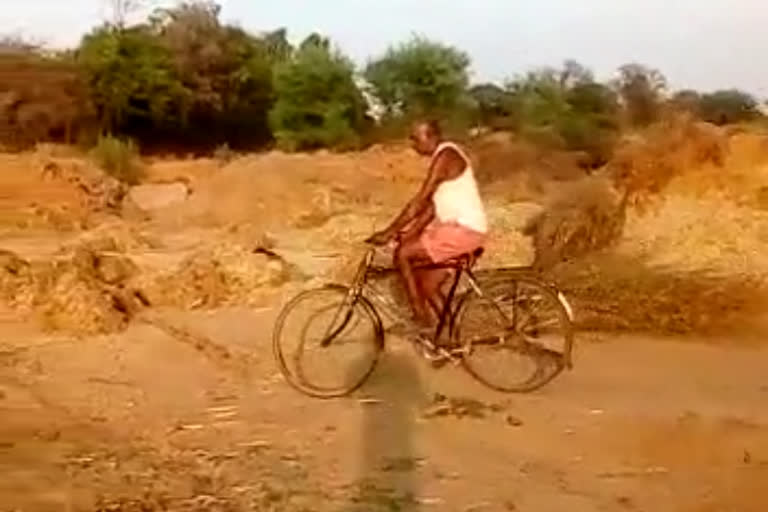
xmin=269 ymin=43 xmax=365 ymax=151
xmin=90 ymin=134 xmax=143 ymax=184
xmin=365 ymin=36 xmax=470 ymax=117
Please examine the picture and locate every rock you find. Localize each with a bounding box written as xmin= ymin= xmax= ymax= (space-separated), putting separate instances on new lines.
xmin=128 ymin=183 xmax=188 ymax=212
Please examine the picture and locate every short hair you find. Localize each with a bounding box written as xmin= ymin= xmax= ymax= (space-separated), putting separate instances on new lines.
xmin=424 ymin=119 xmax=442 ymax=137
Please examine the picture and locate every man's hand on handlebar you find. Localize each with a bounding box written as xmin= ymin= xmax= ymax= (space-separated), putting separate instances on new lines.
xmin=364 ymin=230 xmax=392 ymax=246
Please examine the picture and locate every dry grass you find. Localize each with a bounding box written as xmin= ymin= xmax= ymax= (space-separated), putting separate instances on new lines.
xmin=606 ymin=114 xmax=728 ymax=208
xmin=522 ymin=176 xmax=626 ymax=270
xmin=522 ymin=116 xmax=730 ymax=271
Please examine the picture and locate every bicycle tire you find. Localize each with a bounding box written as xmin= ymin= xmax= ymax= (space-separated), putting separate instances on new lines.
xmin=272 ymin=284 xmax=384 ymax=398
xmin=454 ymin=273 xmax=574 ymax=393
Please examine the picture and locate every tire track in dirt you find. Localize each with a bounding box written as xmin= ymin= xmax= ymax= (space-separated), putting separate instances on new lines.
xmin=138 ymin=313 xmax=254 ymax=378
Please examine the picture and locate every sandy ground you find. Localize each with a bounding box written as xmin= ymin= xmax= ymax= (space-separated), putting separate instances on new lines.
xmin=1 ymin=307 xmax=767 ymax=512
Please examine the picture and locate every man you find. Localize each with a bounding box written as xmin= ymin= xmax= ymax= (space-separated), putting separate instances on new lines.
xmin=365 ymin=120 xmax=488 ymax=330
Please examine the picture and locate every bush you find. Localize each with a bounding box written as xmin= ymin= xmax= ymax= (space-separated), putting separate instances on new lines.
xmin=364 ymin=36 xmax=470 ymax=117
xmin=269 ymin=43 xmax=365 ymax=151
xmin=698 ymin=89 xmax=761 ymax=125
xmin=614 ymin=63 xmax=667 ymax=127
xmin=90 ymin=135 xmax=143 ymax=184
xmin=499 ymin=62 xmax=621 ymax=167
xmin=77 ymin=26 xmax=184 ymax=133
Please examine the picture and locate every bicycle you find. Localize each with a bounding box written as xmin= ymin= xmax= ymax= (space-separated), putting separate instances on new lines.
xmin=272 ymin=242 xmax=575 ymax=398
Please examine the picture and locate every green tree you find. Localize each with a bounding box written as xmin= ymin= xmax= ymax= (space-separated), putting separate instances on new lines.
xmin=698 ymin=89 xmax=760 ymax=125
xmin=105 ymin=0 xmax=151 ymax=29
xmin=269 ymin=43 xmax=366 ymax=150
xmin=152 ymin=2 xmax=272 ymax=112
xmin=669 ymin=89 xmax=702 ymax=115
xmin=299 ymin=32 xmax=330 ymax=52
xmin=364 ymin=36 xmax=470 ymax=117
xmin=148 ymin=1 xmax=274 ymax=147
xmin=505 ymin=68 xmax=571 ymax=128
xmin=468 ymin=83 xmax=516 ymax=128
xmin=77 ymin=25 xmax=185 ymax=133
xmin=502 ymin=61 xmax=620 ymax=166
xmin=262 ymin=28 xmax=292 ymax=62
xmin=614 ymin=63 xmax=667 ymax=126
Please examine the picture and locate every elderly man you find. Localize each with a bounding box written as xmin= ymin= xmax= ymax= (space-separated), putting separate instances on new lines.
xmin=366 ymin=120 xmax=488 ymax=330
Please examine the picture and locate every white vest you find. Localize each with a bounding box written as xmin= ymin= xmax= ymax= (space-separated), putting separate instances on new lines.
xmin=430 ymin=141 xmax=488 ymax=234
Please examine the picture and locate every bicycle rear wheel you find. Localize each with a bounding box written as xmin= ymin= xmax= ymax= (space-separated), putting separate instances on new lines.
xmin=454 ymin=274 xmax=573 ymax=393
xmin=272 ymin=284 xmax=384 ymax=398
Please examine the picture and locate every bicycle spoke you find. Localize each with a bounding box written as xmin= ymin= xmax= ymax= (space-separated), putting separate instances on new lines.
xmin=521 ymin=316 xmax=561 ymax=333
xmin=272 ymin=285 xmax=383 ymax=398
xmin=455 ymin=274 xmax=573 ymax=393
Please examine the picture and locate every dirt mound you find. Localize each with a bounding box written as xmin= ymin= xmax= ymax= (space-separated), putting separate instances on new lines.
xmin=665 ymin=132 xmax=768 ymax=208
xmin=0 ymin=246 xmax=142 ymax=334
xmin=621 ymin=194 xmax=768 ymax=276
xmin=57 ymin=220 xmax=162 ymax=254
xmin=0 ymin=150 xmax=127 ymax=230
xmin=169 ymin=145 xmax=424 ymax=229
xmin=0 ymin=222 xmax=298 ymax=334
xmin=131 ymin=244 xmax=295 ymax=309
xmin=522 ymin=117 xmax=730 ymax=270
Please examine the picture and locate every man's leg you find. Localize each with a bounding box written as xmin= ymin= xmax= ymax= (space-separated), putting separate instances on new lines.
xmin=416 ymin=268 xmax=450 ymax=317
xmin=393 ymin=236 xmax=432 ymax=327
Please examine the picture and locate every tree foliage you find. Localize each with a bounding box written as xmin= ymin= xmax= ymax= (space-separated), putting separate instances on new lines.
xmin=499 ymin=61 xmax=620 ymax=166
xmin=468 ymin=83 xmax=514 ymax=128
xmin=150 ymin=1 xmax=274 ymax=145
xmin=78 ymin=1 xmax=276 ymax=150
xmin=698 ymin=89 xmax=760 ymax=125
xmin=77 ymin=25 xmax=184 ymax=133
xmin=364 ymin=36 xmax=470 ymax=117
xmin=1 ymin=7 xmax=765 ymax=155
xmin=669 ymin=89 xmax=702 ymax=114
xmin=269 ymin=44 xmax=366 ymax=151
xmin=614 ymin=63 xmax=667 ymax=126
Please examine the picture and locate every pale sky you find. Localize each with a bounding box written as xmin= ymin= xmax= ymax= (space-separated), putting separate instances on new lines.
xmin=6 ymin=0 xmax=768 ymax=97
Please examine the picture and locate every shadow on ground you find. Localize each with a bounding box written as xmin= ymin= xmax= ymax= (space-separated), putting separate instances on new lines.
xmin=552 ymin=252 xmax=768 ymax=336
xmin=342 ymin=350 xmax=427 ymax=511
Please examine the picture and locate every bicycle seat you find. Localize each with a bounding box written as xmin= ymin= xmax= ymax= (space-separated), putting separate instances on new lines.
xmin=441 ymin=247 xmax=484 ymax=268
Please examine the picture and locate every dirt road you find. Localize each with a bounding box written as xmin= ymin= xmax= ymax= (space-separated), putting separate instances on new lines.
xmin=1 ymin=306 xmax=767 ymax=512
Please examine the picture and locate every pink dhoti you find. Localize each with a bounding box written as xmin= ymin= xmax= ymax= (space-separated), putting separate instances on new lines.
xmin=419 ymin=221 xmax=486 ymax=263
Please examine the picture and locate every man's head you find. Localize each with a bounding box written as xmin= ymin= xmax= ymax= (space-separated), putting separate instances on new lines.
xmin=409 ymin=120 xmax=442 ymax=156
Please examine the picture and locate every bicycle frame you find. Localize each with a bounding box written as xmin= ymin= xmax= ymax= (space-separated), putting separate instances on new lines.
xmin=318 ymin=246 xmax=575 ymax=368
xmin=345 ymin=247 xmax=481 ymax=347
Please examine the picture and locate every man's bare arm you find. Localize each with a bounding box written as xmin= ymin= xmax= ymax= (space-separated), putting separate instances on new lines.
xmin=400 ymin=202 xmax=435 ymax=241
xmin=371 ymin=149 xmax=465 ymax=241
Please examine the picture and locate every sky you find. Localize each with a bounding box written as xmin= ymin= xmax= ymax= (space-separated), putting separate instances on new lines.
xmin=6 ymin=0 xmax=768 ymax=97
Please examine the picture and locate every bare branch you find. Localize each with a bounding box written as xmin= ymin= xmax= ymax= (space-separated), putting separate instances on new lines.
xmin=105 ymin=0 xmax=155 ymax=28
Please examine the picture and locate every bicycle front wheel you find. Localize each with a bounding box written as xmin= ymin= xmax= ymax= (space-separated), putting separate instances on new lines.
xmin=272 ymin=284 xmax=384 ymax=398
xmin=454 ymin=275 xmax=574 ymax=393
